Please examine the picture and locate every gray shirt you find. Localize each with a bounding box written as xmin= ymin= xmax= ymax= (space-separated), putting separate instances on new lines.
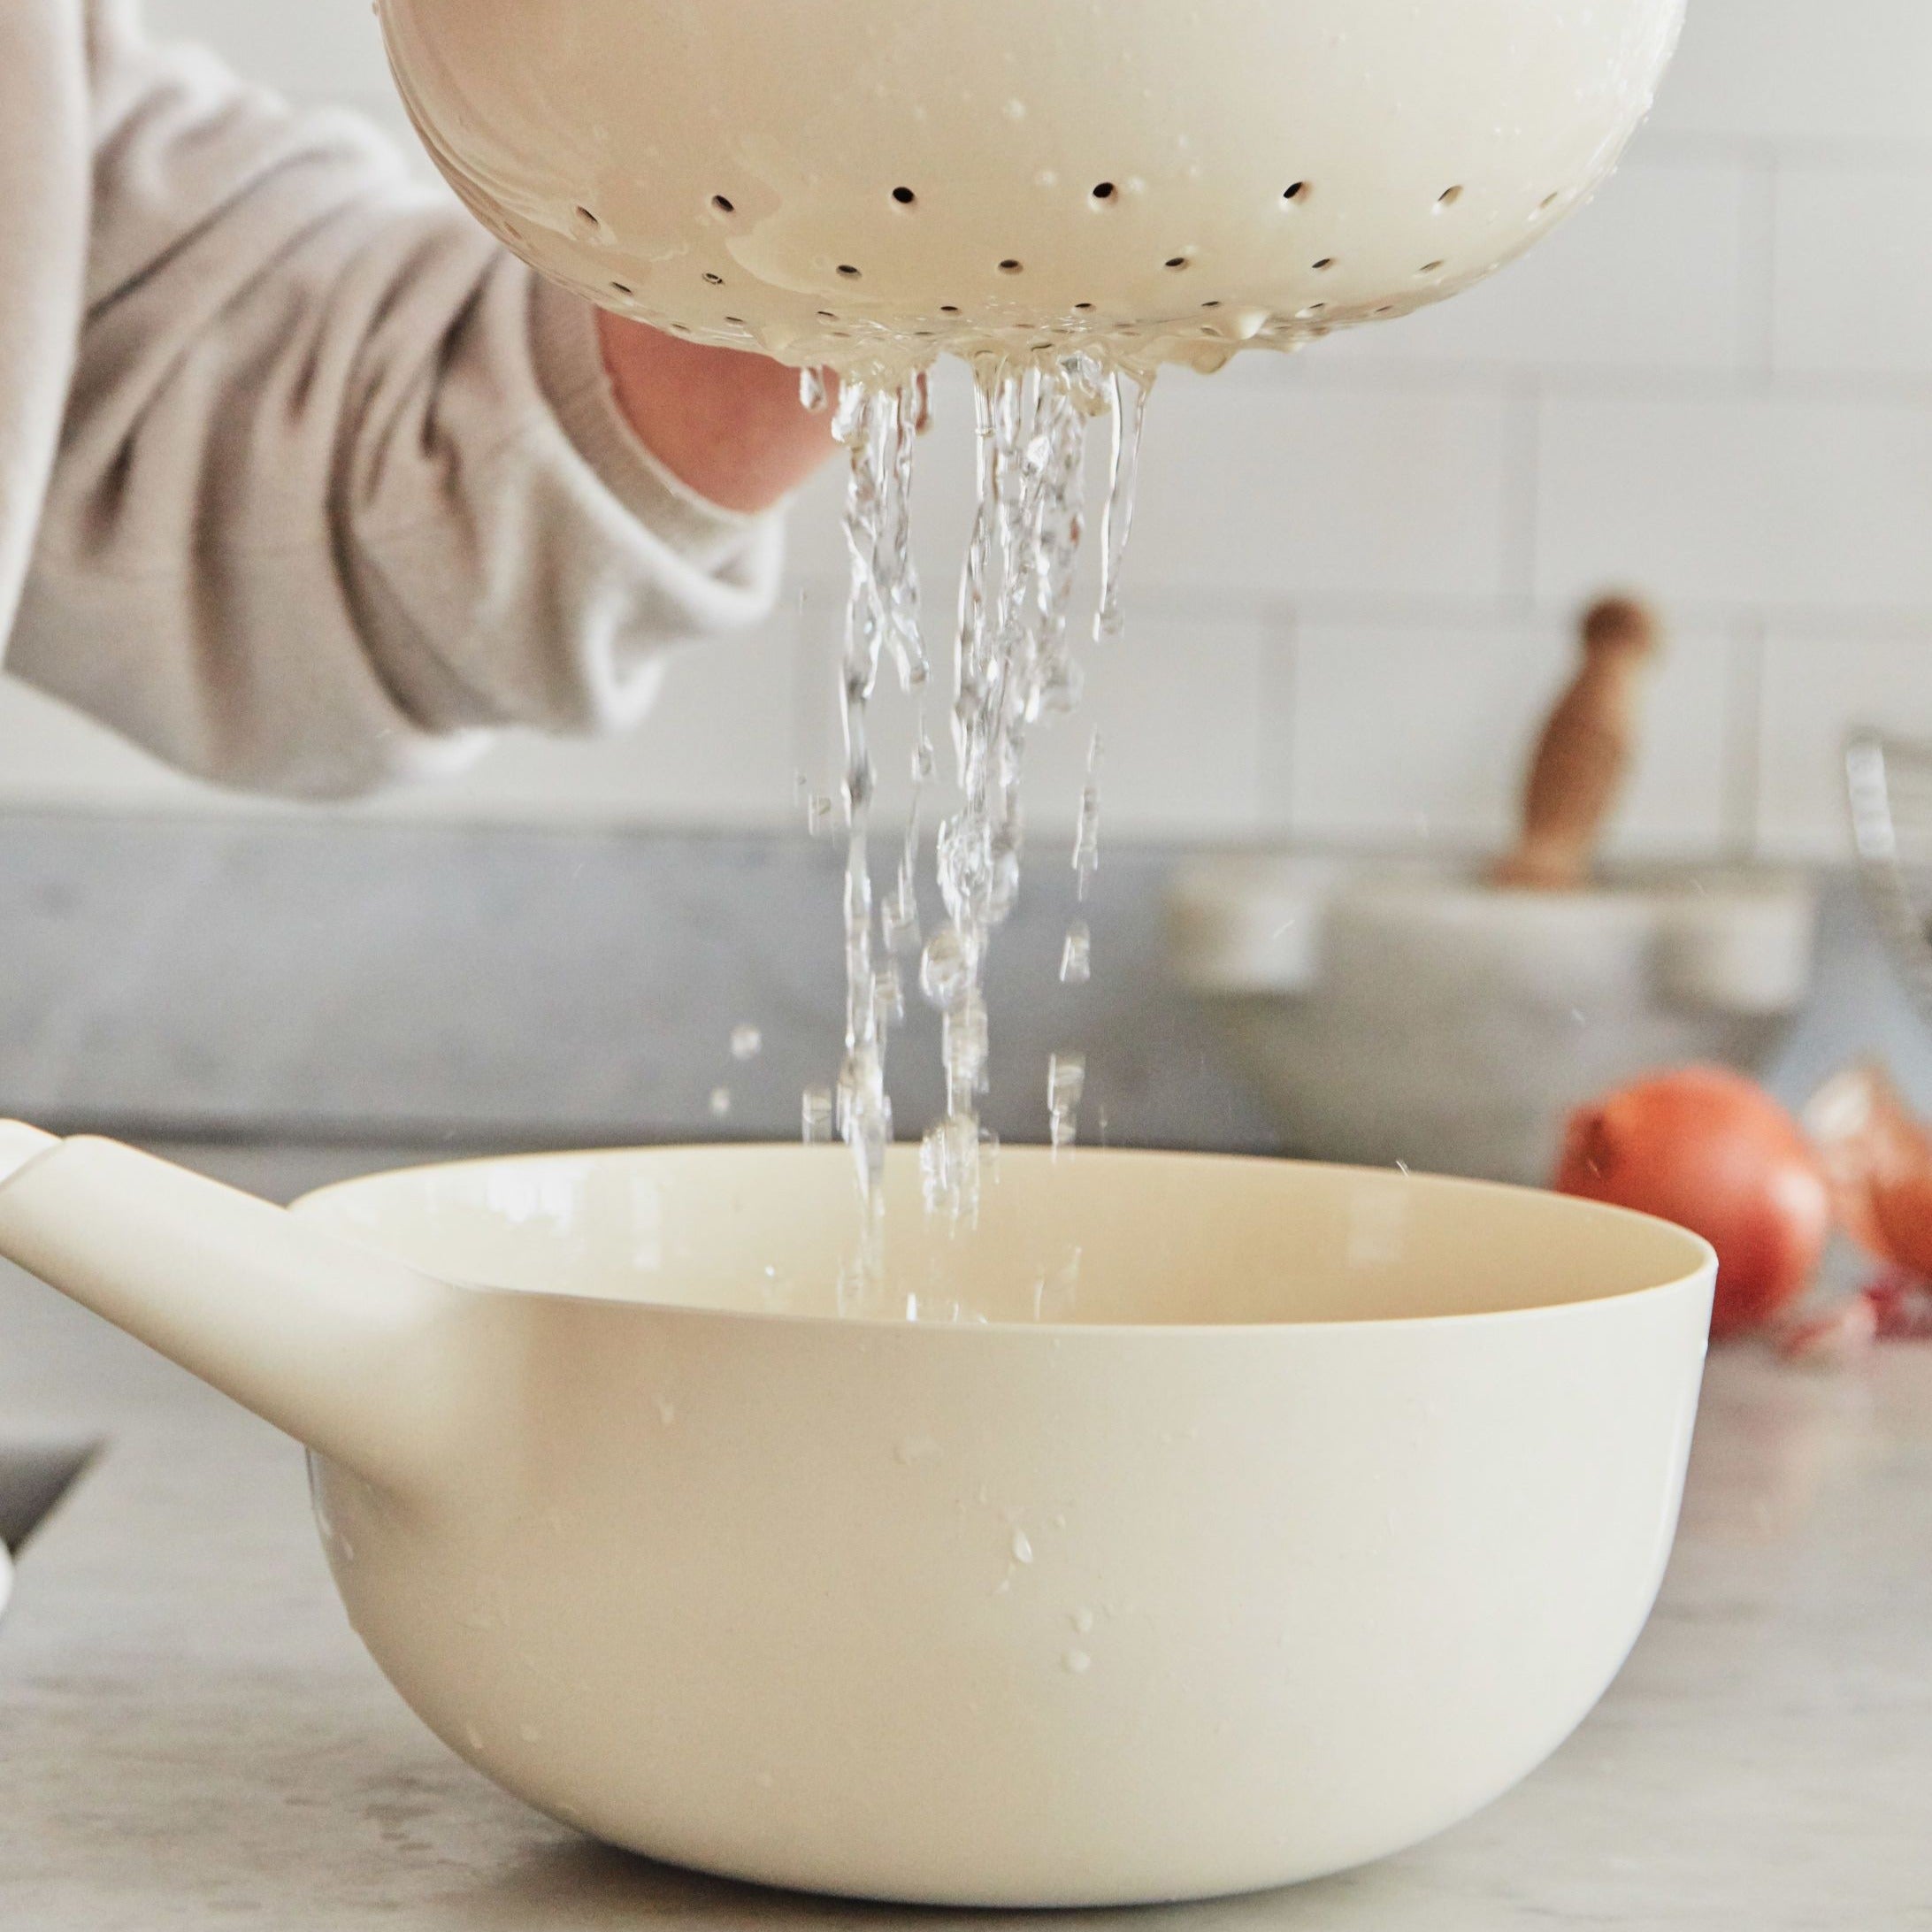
xmin=0 ymin=0 xmax=783 ymax=797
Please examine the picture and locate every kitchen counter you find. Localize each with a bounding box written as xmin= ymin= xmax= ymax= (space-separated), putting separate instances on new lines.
xmin=1 ymin=1142 xmax=1928 ymax=1931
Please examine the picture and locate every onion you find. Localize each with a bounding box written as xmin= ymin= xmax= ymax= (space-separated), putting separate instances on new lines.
xmin=1554 ymin=1066 xmax=1831 ymax=1340
xmin=1804 ymin=1062 xmax=1932 ymax=1280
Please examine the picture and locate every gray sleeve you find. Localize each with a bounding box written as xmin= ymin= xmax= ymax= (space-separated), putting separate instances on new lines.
xmin=9 ymin=0 xmax=784 ymax=799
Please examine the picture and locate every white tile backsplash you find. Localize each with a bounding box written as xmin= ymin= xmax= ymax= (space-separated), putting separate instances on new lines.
xmin=1129 ymin=374 xmax=1517 ymax=602
xmin=1537 ymin=395 xmax=1932 ymax=616
xmin=1289 ymin=615 xmax=1736 ymax=856
xmin=1774 ymin=163 xmax=1932 ymax=377
xmin=1759 ymin=629 xmax=1932 ymax=858
xmin=7 ymin=0 xmax=1932 ymax=862
xmin=142 ymin=0 xmax=392 ymax=104
xmin=1317 ymin=157 xmax=1752 ymax=375
xmin=1650 ymin=0 xmax=1932 ymax=150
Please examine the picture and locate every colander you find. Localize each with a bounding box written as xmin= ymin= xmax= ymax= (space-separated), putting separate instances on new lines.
xmin=375 ymin=0 xmax=1686 ymax=375
xmin=1847 ymin=731 xmax=1932 ymax=1026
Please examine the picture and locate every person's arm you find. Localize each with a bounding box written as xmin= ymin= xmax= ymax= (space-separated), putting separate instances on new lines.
xmin=9 ymin=0 xmax=829 ymax=799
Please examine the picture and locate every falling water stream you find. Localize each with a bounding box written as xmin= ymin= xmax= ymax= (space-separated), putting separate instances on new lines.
xmin=814 ymin=353 xmax=1153 ymax=1309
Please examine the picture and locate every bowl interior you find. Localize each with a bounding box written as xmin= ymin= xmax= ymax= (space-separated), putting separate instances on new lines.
xmin=295 ymin=1148 xmax=1708 ymax=1330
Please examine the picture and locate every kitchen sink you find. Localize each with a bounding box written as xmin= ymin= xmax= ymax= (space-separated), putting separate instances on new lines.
xmin=0 ymin=1440 xmax=97 ymax=1553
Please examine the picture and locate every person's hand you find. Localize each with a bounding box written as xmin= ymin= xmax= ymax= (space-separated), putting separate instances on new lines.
xmin=594 ymin=312 xmax=837 ymax=514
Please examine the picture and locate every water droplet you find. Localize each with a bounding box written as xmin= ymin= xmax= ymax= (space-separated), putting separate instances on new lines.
xmin=1048 ymin=1053 xmax=1086 ymax=1152
xmin=1063 ymin=1649 xmax=1093 ymax=1675
xmin=873 ymin=961 xmax=905 ymax=1030
xmin=1071 ymin=1607 xmax=1096 ymax=1635
xmin=464 ymin=1724 xmax=485 ymax=1752
xmin=1011 ymin=1529 xmax=1035 ymax=1565
xmin=920 ymin=927 xmax=971 ymax=1010
xmin=801 ymin=1086 xmax=835 ymax=1144
xmin=709 ymin=1085 xmax=732 ymax=1119
xmin=1060 ymin=922 xmax=1092 ymax=985
xmin=730 ymin=1024 xmax=763 ymax=1062
xmin=799 ymin=367 xmax=829 ymax=413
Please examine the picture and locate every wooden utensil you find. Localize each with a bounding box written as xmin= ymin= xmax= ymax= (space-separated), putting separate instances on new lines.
xmin=1492 ymin=596 xmax=1660 ymax=892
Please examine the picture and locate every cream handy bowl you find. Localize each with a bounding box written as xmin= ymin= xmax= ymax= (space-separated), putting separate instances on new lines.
xmin=0 ymin=1131 xmax=1712 ymax=1907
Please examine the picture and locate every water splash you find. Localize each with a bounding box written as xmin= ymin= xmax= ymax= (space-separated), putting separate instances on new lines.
xmin=829 ymin=378 xmax=925 ymax=1285
xmin=1096 ymin=372 xmax=1152 ymax=646
xmin=819 ymin=352 xmax=1155 ymax=1284
xmin=919 ymin=356 xmax=1120 ymax=1224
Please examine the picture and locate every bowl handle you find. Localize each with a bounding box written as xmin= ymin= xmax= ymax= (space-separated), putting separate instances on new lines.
xmin=0 ymin=1129 xmax=469 ymax=1505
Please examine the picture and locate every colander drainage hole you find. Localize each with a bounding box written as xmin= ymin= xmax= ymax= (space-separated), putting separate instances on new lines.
xmin=1165 ymin=256 xmax=1191 ymax=270
xmin=1419 ymin=260 xmax=1445 ymax=274
xmin=702 ymin=272 xmax=724 ymax=286
xmin=1091 ymin=182 xmax=1117 ymax=202
xmin=1073 ymin=302 xmax=1094 ymax=311
xmin=1200 ymin=299 xmax=1222 ymax=309
xmin=817 ymin=310 xmax=839 ymax=320
xmin=1438 ymin=185 xmax=1464 ymax=207
xmin=940 ymin=304 xmax=961 ymax=313
xmin=892 ymin=187 xmax=916 ymax=206
xmin=711 ymin=195 xmax=735 ymax=215
xmin=1283 ymin=182 xmax=1307 ymax=202
xmin=609 ymin=280 xmax=632 ymax=296
xmin=572 ymin=205 xmax=605 ymax=241
xmin=999 ymin=259 xmax=1024 ymax=274
xmin=1312 ymin=257 xmax=1335 ymax=272
xmin=837 ymin=264 xmax=862 ymax=278
xmin=1539 ymin=192 xmax=1560 ymax=212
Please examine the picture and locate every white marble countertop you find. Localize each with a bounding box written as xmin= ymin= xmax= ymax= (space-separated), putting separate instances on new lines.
xmin=2 ymin=1142 xmax=1929 ymax=1932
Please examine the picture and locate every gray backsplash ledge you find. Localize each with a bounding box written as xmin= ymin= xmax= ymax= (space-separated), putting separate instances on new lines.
xmin=0 ymin=809 xmax=1923 ymax=1153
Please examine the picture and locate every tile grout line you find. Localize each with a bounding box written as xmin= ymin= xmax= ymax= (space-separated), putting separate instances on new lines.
xmin=1499 ymin=376 xmax=1542 ymax=614
xmin=1256 ymin=605 xmax=1298 ymax=837
xmin=1723 ymin=615 xmax=1767 ymax=861
xmin=1739 ymin=150 xmax=1781 ymax=387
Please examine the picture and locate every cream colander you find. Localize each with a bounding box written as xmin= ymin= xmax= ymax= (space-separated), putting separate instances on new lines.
xmin=375 ymin=0 xmax=1686 ymax=376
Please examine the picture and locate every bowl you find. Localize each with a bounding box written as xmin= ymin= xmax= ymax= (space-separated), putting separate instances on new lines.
xmin=1169 ymin=855 xmax=1819 ymax=1185
xmin=280 ymin=1145 xmax=1714 ymax=1905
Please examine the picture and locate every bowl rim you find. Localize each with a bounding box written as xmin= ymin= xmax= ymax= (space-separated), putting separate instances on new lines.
xmin=290 ymin=1144 xmax=1718 ymax=1341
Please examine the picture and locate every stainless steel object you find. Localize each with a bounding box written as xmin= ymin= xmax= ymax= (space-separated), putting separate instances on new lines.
xmin=1847 ymin=731 xmax=1932 ymax=1025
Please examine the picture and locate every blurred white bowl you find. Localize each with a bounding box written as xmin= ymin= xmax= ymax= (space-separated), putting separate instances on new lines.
xmin=1168 ymin=855 xmax=1817 ymax=1184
